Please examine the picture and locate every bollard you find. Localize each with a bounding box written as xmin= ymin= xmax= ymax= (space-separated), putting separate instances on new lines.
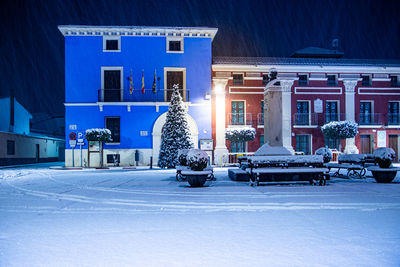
xmin=150 ymin=156 xmax=153 ymax=169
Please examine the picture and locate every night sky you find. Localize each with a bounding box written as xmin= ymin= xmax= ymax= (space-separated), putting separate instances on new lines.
xmin=1 ymin=0 xmax=399 ymax=117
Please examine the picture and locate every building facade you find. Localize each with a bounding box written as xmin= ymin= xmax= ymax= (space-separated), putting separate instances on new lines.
xmin=59 ymin=26 xmax=217 ymax=167
xmin=211 ymin=57 xmax=400 ymax=162
xmin=0 ymin=97 xmax=64 ymax=166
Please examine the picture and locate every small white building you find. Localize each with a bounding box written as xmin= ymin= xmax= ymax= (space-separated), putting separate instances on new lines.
xmin=0 ymin=97 xmax=65 ymax=166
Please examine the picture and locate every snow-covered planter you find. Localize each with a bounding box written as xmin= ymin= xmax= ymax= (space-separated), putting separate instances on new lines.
xmin=315 ymin=147 xmax=332 ymax=163
xmin=225 ymin=127 xmax=256 ymax=143
xmin=178 ymin=149 xmax=189 ymax=166
xmin=187 ymin=149 xmax=209 ymax=171
xmin=321 ymin=120 xmax=358 ymax=140
xmin=85 ymin=128 xmax=112 ymax=142
xmin=373 ymin=147 xmax=396 ymax=168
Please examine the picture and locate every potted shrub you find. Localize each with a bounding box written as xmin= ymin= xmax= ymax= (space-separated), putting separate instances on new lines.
xmin=369 ymin=147 xmax=399 ymax=183
xmin=185 ymin=149 xmax=210 ymax=187
xmin=315 ymin=147 xmax=333 ymax=163
xmin=373 ymin=147 xmax=395 ymax=168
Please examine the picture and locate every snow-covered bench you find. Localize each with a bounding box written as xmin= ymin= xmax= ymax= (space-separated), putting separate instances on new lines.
xmin=176 ymin=165 xmax=214 ymax=182
xmin=246 ymin=155 xmax=328 ymax=186
xmin=325 ymin=154 xmax=376 ymax=179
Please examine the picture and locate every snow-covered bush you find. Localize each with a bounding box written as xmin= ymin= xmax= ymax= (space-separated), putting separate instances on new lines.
xmin=315 ymin=147 xmax=332 ymax=163
xmin=177 ymin=149 xmax=189 ymax=166
xmin=85 ymin=128 xmax=112 ymax=142
xmin=158 ymin=84 xmax=194 ymax=168
xmin=321 ymin=120 xmax=358 ymax=140
xmin=187 ymin=149 xmax=209 ymax=171
xmin=225 ymin=127 xmax=256 ymax=143
xmin=373 ymin=147 xmax=396 ymax=168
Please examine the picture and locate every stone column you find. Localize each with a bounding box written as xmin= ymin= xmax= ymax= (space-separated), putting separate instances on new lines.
xmin=213 ymin=78 xmax=229 ymax=164
xmin=343 ymin=79 xmax=359 ymax=154
xmin=264 ymin=79 xmax=295 ymax=154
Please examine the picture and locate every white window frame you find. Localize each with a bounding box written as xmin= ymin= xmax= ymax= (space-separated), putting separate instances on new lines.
xmin=101 ymin=66 xmax=124 ymax=102
xmin=296 ymin=100 xmax=311 ymax=126
xmin=230 ymin=100 xmax=247 ymax=126
xmin=103 ymin=36 xmax=121 ymax=52
xmin=163 ymin=67 xmax=186 ymax=101
xmin=325 ymin=100 xmax=340 ymax=121
xmin=166 ymin=37 xmax=184 ymax=53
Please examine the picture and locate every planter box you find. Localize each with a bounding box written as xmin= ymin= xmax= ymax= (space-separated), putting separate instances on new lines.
xmin=368 ymin=166 xmax=400 ymax=183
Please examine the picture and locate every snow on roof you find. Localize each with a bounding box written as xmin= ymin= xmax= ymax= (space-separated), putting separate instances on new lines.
xmin=291 ymin=46 xmax=344 ymax=58
xmin=254 ymin=144 xmax=292 ymax=156
xmin=213 ymin=56 xmax=400 ymax=67
xmin=58 ymin=25 xmax=218 ymax=40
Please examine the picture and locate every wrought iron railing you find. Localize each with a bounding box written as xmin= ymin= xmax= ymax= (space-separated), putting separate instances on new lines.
xmin=257 ymin=113 xmax=264 ymax=125
xmin=227 ymin=113 xmax=253 ymax=126
xmin=98 ymin=88 xmax=190 ymax=102
xmin=387 ymin=113 xmax=400 ymax=125
xmin=358 ymin=113 xmax=383 ymax=125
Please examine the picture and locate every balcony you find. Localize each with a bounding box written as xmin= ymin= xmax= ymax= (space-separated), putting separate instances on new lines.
xmin=257 ymin=113 xmax=264 ymax=125
xmin=98 ymin=88 xmax=190 ymax=102
xmin=227 ymin=113 xmax=253 ymax=126
xmin=387 ymin=113 xmax=400 ymax=125
xmin=358 ymin=113 xmax=383 ymax=126
xmin=324 ymin=113 xmax=346 ymax=124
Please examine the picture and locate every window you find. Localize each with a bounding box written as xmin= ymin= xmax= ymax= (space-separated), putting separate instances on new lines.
xmin=231 ymin=141 xmax=246 ymax=153
xmin=326 ymin=101 xmax=338 ymax=123
xmin=296 ymin=135 xmax=311 ymax=155
xmin=327 ymin=75 xmax=337 ymax=86
xmin=325 ymin=138 xmax=340 ymax=150
xmin=390 ymin=75 xmax=399 ymax=87
xmin=262 ymin=74 xmax=269 ymax=85
xmin=260 ymin=134 xmax=264 ymax=146
xmin=298 ymin=74 xmax=308 ymax=86
xmin=259 ymin=101 xmax=264 ymax=125
xmin=105 ymin=117 xmax=120 ymax=143
xmin=360 ymin=102 xmax=373 ymax=125
xmin=362 ymin=75 xmax=371 ymax=86
xmin=166 ymin=37 xmax=183 ymax=53
xmin=231 ymin=101 xmax=244 ymax=125
xmin=388 ymin=102 xmax=400 ymax=125
xmin=296 ymin=101 xmax=309 ymax=125
xmin=7 ymin=140 xmax=15 ymax=155
xmin=169 ymin=41 xmax=181 ymax=51
xmin=103 ymin=37 xmax=120 ymax=52
xmin=107 ymin=154 xmax=120 ymax=164
xmin=233 ymin=74 xmax=243 ymax=85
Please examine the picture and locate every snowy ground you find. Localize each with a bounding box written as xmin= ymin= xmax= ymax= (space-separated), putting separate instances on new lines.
xmin=1 ymin=165 xmax=400 ymax=267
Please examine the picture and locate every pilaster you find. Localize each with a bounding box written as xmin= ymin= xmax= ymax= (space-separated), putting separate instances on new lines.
xmin=343 ymin=79 xmax=359 ymax=154
xmin=212 ymin=77 xmax=229 ymax=164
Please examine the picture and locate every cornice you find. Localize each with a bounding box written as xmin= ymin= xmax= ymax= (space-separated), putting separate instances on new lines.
xmin=58 ymin=25 xmax=218 ymax=40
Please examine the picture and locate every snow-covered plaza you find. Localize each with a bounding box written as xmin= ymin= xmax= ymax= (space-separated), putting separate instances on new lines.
xmin=1 ymin=165 xmax=400 ymax=266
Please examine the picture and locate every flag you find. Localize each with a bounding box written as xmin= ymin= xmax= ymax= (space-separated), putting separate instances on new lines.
xmin=129 ymin=69 xmax=133 ymax=94
xmin=141 ymin=70 xmax=145 ymax=94
xmin=152 ymin=69 xmax=157 ymax=93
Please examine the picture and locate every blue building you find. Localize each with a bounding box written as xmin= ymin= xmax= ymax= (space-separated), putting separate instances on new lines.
xmin=58 ymin=26 xmax=218 ymax=166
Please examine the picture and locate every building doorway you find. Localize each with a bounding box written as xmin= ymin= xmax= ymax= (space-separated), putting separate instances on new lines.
xmin=360 ymin=135 xmax=373 ymax=154
xmin=389 ymin=135 xmax=399 ymax=162
xmin=164 ymin=68 xmax=186 ymax=101
xmin=35 ymin=144 xmax=40 ymax=163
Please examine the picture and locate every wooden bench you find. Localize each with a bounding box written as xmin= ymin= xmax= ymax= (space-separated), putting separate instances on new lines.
xmin=246 ymin=155 xmax=328 ymax=186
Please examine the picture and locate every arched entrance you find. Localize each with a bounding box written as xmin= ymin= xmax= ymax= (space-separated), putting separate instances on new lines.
xmin=152 ymin=112 xmax=199 ymax=165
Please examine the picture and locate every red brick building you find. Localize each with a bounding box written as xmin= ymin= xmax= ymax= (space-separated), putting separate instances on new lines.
xmin=211 ymin=55 xmax=400 ymax=163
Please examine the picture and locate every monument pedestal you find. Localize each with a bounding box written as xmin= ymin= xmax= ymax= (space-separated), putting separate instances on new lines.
xmin=264 ymin=80 xmax=295 ymax=154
